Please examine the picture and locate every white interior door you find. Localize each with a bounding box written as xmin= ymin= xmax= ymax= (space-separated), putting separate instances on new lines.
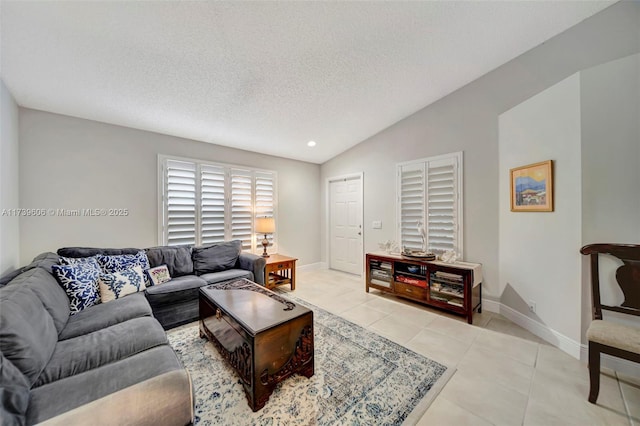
xmin=329 ymin=175 xmax=363 ymax=275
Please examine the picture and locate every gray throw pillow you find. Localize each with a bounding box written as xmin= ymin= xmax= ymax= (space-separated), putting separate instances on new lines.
xmin=192 ymin=241 xmax=242 ymax=275
xmin=145 ymin=245 xmax=193 ymax=277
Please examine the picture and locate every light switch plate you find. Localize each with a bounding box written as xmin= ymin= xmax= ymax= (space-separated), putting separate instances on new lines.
xmin=372 ymin=220 xmax=382 ymax=229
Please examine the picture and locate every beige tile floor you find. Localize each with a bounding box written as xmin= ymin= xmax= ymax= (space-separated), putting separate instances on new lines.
xmin=280 ymin=268 xmax=640 ymax=426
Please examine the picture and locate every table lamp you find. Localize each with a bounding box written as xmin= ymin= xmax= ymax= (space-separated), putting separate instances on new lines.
xmin=255 ymin=217 xmax=275 ymax=257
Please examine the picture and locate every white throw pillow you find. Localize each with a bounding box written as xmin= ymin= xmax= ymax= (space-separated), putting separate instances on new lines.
xmin=98 ymin=265 xmax=147 ymax=303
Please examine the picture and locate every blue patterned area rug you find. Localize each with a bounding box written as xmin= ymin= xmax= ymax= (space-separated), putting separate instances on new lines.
xmin=167 ymin=297 xmax=453 ymax=425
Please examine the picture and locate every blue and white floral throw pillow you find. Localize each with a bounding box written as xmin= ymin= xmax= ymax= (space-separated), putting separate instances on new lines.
xmin=96 ymin=251 xmax=150 ymax=272
xmin=58 ymin=255 xmax=101 ymax=270
xmin=96 ymin=251 xmax=151 ymax=285
xmin=52 ymin=263 xmax=101 ymax=314
xmin=98 ymin=265 xmax=147 ymax=303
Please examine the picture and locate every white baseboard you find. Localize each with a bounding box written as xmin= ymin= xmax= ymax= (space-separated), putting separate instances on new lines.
xmin=491 ymin=302 xmax=640 ymax=376
xmin=481 ymin=298 xmax=501 ymax=314
xmin=497 ymin=303 xmax=582 ymax=359
xmin=296 ymin=262 xmax=327 ymax=272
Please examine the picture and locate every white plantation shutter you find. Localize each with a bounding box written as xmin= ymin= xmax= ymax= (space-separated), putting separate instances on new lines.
xmin=230 ymin=169 xmax=254 ymax=250
xmin=427 ymin=157 xmax=458 ymax=253
xmin=255 ymin=172 xmax=276 ymax=251
xmin=164 ymin=160 xmax=197 ymax=246
xmin=397 ymin=152 xmax=463 ymax=255
xmin=399 ymin=163 xmax=425 ymax=251
xmin=160 ymin=157 xmax=276 ymax=253
xmin=200 ymin=165 xmax=226 ymax=245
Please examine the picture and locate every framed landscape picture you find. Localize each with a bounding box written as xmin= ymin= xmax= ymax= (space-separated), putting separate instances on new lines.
xmin=510 ymin=160 xmax=554 ymax=212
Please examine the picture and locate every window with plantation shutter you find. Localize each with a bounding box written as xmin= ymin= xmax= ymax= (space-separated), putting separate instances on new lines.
xmin=397 ymin=152 xmax=463 ymax=256
xmin=164 ymin=160 xmax=197 ymax=246
xmin=230 ymin=169 xmax=253 ymax=250
xmin=200 ymin=164 xmax=226 ymax=245
xmin=427 ymin=157 xmax=458 ymax=253
xmin=255 ymin=171 xmax=275 ymax=251
xmin=159 ymin=156 xmax=277 ymax=254
xmin=399 ymin=163 xmax=425 ymax=251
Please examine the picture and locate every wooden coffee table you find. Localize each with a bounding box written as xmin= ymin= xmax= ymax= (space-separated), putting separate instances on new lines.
xmin=199 ymin=278 xmax=314 ymax=411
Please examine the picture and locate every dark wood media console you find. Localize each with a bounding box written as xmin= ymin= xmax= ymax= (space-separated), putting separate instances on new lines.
xmin=199 ymin=278 xmax=314 ymax=411
xmin=366 ymin=252 xmax=482 ymax=324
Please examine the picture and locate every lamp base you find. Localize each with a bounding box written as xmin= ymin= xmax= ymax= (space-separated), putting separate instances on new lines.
xmin=261 ymin=235 xmax=270 ymax=258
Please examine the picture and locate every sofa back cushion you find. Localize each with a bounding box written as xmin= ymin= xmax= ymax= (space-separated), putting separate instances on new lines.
xmin=10 ymin=267 xmax=70 ymax=333
xmin=0 ymin=351 xmax=30 ymax=425
xmin=0 ymin=285 xmax=58 ymax=386
xmin=0 ymin=267 xmax=24 ymax=288
xmin=57 ymin=247 xmax=141 ymax=258
xmin=0 ymin=252 xmax=60 ymax=287
xmin=29 ymin=252 xmax=60 ymax=273
xmin=145 ymin=245 xmax=193 ymax=277
xmin=192 ymin=240 xmax=242 ymax=275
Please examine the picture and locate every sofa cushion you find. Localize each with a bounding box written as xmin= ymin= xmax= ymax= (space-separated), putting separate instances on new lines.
xmin=9 ymin=267 xmax=70 ymax=334
xmin=145 ymin=245 xmax=193 ymax=277
xmin=34 ymin=317 xmax=168 ymax=387
xmin=37 ymin=370 xmax=194 ymax=426
xmin=0 ymin=352 xmax=30 ymax=426
xmin=29 ymin=252 xmax=62 ymax=273
xmin=52 ymin=263 xmax=101 ymax=314
xmin=0 ymin=252 xmax=60 ymax=287
xmin=199 ymin=269 xmax=253 ymax=285
xmin=0 ymin=267 xmax=24 ymax=288
xmin=27 ymin=345 xmax=184 ymax=425
xmin=57 ymin=247 xmax=141 ymax=258
xmin=0 ymin=285 xmax=58 ymax=386
xmin=58 ymin=292 xmax=152 ymax=341
xmin=98 ymin=265 xmax=147 ymax=303
xmin=192 ymin=240 xmax=242 ymax=275
xmin=145 ymin=275 xmax=207 ymax=306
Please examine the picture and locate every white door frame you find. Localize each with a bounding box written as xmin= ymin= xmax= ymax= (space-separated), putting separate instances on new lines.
xmin=325 ymin=172 xmax=364 ymax=275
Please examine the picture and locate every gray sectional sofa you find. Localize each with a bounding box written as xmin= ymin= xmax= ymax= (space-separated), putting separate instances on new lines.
xmin=57 ymin=241 xmax=267 ymax=329
xmin=0 ymin=240 xmax=267 ymax=425
xmin=0 ymin=254 xmax=193 ymax=426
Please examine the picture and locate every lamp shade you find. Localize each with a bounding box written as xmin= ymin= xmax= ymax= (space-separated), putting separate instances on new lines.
xmin=255 ymin=217 xmax=275 ymax=234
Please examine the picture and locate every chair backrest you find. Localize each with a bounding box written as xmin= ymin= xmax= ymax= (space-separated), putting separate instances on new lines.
xmin=580 ymin=244 xmax=640 ymax=320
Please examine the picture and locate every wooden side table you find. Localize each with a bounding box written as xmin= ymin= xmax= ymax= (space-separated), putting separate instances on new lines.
xmin=264 ymin=254 xmax=297 ymax=290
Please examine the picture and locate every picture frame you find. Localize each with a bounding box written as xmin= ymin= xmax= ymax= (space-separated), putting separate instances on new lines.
xmin=510 ymin=160 xmax=554 ymax=212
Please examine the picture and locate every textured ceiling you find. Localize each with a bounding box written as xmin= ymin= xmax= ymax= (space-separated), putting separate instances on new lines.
xmin=1 ymin=1 xmax=615 ymax=164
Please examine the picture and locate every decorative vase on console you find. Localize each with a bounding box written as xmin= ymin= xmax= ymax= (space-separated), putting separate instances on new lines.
xmin=417 ymin=221 xmax=427 ymax=253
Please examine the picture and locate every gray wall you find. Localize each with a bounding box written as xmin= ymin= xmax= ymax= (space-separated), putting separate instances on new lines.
xmin=499 ymin=74 xmax=582 ymax=349
xmin=19 ymin=109 xmax=321 ymax=265
xmin=0 ymin=79 xmax=20 ymax=274
xmin=580 ymin=53 xmax=640 ymax=337
xmin=321 ymin=1 xmax=639 ymax=309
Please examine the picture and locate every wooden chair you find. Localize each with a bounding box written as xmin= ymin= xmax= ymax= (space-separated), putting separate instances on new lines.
xmin=580 ymin=243 xmax=640 ymax=403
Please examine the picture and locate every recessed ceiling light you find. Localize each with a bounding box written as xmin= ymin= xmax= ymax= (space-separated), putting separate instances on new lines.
xmin=307 ymin=141 xmax=316 ymax=147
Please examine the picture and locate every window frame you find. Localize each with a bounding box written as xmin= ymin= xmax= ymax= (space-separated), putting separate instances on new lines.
xmin=157 ymin=154 xmax=278 ymax=254
xmin=396 ymin=151 xmax=463 ymax=256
